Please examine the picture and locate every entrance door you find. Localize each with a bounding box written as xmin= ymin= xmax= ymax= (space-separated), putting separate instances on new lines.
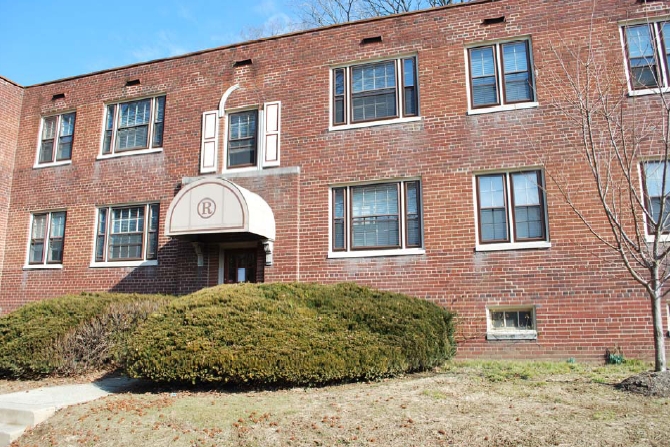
xmin=222 ymin=248 xmax=257 ymax=284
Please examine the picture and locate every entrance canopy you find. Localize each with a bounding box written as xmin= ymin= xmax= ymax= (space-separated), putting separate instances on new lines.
xmin=165 ymin=178 xmax=275 ymax=241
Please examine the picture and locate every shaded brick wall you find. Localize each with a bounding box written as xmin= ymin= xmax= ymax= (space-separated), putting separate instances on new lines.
xmin=0 ymin=77 xmax=23 ymax=310
xmin=1 ymin=0 xmax=669 ymax=361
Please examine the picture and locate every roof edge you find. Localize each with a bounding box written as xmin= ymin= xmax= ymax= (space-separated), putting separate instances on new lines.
xmin=24 ymin=0 xmax=495 ymax=88
xmin=0 ymin=75 xmax=23 ymax=88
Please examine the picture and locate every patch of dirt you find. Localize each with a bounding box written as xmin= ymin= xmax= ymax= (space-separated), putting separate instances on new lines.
xmin=8 ymin=366 xmax=670 ymax=447
xmin=617 ymin=370 xmax=670 ymax=397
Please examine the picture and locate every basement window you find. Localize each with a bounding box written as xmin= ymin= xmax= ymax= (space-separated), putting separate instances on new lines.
xmin=487 ymin=307 xmax=537 ymax=340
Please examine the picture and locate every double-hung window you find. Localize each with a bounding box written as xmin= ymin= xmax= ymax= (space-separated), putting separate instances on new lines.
xmin=467 ymin=40 xmax=535 ymax=111
xmin=331 ymin=180 xmax=422 ymax=255
xmin=94 ymin=204 xmax=159 ymax=264
xmin=622 ymin=21 xmax=670 ymax=92
xmin=642 ymin=161 xmax=670 ymax=235
xmin=475 ymin=170 xmax=548 ymax=249
xmin=332 ymin=56 xmax=418 ymax=128
xmin=37 ymin=112 xmax=75 ymax=165
xmin=227 ymin=110 xmax=258 ymax=168
xmin=27 ymin=211 xmax=66 ymax=266
xmin=102 ymin=96 xmax=165 ymax=156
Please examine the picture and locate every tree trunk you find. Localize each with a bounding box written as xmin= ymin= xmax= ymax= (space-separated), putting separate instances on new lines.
xmin=651 ymin=285 xmax=667 ymax=372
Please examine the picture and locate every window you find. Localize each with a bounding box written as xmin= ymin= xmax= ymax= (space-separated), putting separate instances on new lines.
xmin=467 ymin=40 xmax=535 ymax=110
xmin=332 ymin=56 xmax=418 ymax=127
xmin=102 ymin=96 xmax=165 ymax=155
xmin=94 ymin=204 xmax=159 ymax=264
xmin=622 ymin=21 xmax=670 ymax=91
xmin=37 ymin=112 xmax=75 ymax=165
xmin=487 ymin=307 xmax=537 ymax=340
xmin=27 ymin=211 xmax=66 ymax=266
xmin=642 ymin=161 xmax=670 ymax=234
xmin=331 ymin=180 xmax=422 ymax=255
xmin=475 ymin=170 xmax=548 ymax=248
xmin=227 ymin=110 xmax=258 ymax=168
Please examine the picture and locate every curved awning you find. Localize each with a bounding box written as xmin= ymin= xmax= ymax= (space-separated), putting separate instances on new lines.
xmin=165 ymin=178 xmax=275 ymax=240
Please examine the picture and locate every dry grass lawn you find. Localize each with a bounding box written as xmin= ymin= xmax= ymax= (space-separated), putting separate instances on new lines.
xmin=6 ymin=361 xmax=670 ymax=447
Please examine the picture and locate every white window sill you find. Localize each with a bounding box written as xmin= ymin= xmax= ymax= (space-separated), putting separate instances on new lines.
xmin=97 ymin=148 xmax=163 ymax=160
xmin=329 ymin=116 xmax=422 ymax=132
xmin=628 ymin=87 xmax=670 ymax=97
xmin=645 ymin=234 xmax=670 ymax=243
xmin=33 ymin=160 xmax=72 ymax=169
xmin=222 ymin=166 xmax=261 ymax=174
xmin=487 ymin=330 xmax=537 ymax=341
xmin=23 ymin=264 xmax=63 ymax=270
xmin=476 ymin=241 xmax=551 ymax=252
xmin=467 ymin=102 xmax=539 ymax=115
xmin=90 ymin=260 xmax=158 ymax=268
xmin=328 ymin=248 xmax=425 ymax=259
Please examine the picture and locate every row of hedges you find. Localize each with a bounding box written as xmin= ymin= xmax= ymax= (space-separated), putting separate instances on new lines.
xmin=0 ymin=283 xmax=456 ymax=386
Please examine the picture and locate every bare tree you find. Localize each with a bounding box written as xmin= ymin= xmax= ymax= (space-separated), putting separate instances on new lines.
xmin=291 ymin=0 xmax=472 ymax=28
xmin=239 ymin=15 xmax=302 ymax=41
xmin=541 ymin=20 xmax=668 ymax=371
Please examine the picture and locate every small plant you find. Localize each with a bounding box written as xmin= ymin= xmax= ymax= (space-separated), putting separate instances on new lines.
xmin=605 ymin=347 xmax=625 ymax=365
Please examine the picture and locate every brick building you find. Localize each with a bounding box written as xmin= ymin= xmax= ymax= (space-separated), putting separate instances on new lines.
xmin=1 ymin=0 xmax=669 ymax=360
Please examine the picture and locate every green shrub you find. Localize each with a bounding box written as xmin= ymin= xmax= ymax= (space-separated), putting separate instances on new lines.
xmin=0 ymin=293 xmax=170 ymax=378
xmin=121 ymin=282 xmax=455 ymax=386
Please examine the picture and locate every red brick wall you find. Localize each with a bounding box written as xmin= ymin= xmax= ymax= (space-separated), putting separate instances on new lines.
xmin=0 ymin=77 xmax=23 ymax=310
xmin=1 ymin=0 xmax=669 ymax=361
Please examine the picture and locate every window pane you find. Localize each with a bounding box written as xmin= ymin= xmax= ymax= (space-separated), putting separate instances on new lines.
xmin=57 ymin=136 xmax=72 ymax=161
xmin=352 ymin=91 xmax=396 ymax=121
xmin=478 ymin=175 xmax=505 ymax=208
xmin=32 ymin=214 xmax=47 ymax=239
xmin=230 ymin=111 xmax=257 ymax=139
xmin=352 ymin=216 xmax=399 ymax=247
xmin=515 ymin=205 xmax=543 ymax=239
xmin=42 ymin=116 xmax=57 ymax=140
xmin=119 ymin=99 xmax=151 ymax=127
xmin=502 ymin=42 xmax=529 ymax=73
xmin=518 ymin=311 xmax=533 ymax=329
xmin=39 ymin=141 xmax=54 ymax=164
xmin=351 ymin=183 xmax=399 ymax=248
xmin=30 ymin=241 xmax=44 ymax=264
xmin=352 ymin=61 xmax=396 ymax=93
xmin=491 ymin=311 xmax=505 ymax=328
xmin=480 ymin=209 xmax=507 ymax=241
xmin=352 ymin=184 xmax=398 ymax=217
xmin=645 ymin=161 xmax=670 ymax=197
xmin=60 ymin=113 xmax=75 ymax=137
xmin=153 ymin=96 xmax=165 ymax=148
xmin=50 ymin=212 xmax=66 ymax=237
xmin=512 ymin=172 xmax=540 ymax=206
xmin=116 ymin=126 xmax=149 ymax=150
xmin=471 ymin=47 xmax=496 ymax=77
xmin=626 ymin=25 xmax=659 ymax=88
xmin=504 ymin=72 xmax=532 ymax=102
xmin=48 ymin=238 xmax=63 ymax=263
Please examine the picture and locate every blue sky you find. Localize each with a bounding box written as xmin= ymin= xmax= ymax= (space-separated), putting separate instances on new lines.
xmin=0 ymin=0 xmax=296 ymax=86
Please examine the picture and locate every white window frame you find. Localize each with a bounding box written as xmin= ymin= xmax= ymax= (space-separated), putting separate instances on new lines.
xmin=223 ymin=106 xmax=260 ymax=172
xmin=24 ymin=210 xmax=66 ymax=269
xmin=98 ymin=95 xmax=165 ymax=159
xmin=328 ymin=178 xmax=425 ymax=258
xmin=640 ymin=160 xmax=670 ymax=242
xmin=329 ymin=54 xmax=422 ymax=131
xmin=486 ymin=306 xmax=537 ymax=341
xmin=465 ymin=37 xmax=539 ymax=115
xmin=472 ymin=168 xmax=551 ymax=252
xmin=90 ymin=203 xmax=159 ymax=267
xmin=620 ymin=17 xmax=670 ymax=96
xmin=34 ymin=112 xmax=76 ymax=168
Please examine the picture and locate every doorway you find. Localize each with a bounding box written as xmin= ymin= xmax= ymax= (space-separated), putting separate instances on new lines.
xmin=220 ymin=248 xmax=257 ymax=284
